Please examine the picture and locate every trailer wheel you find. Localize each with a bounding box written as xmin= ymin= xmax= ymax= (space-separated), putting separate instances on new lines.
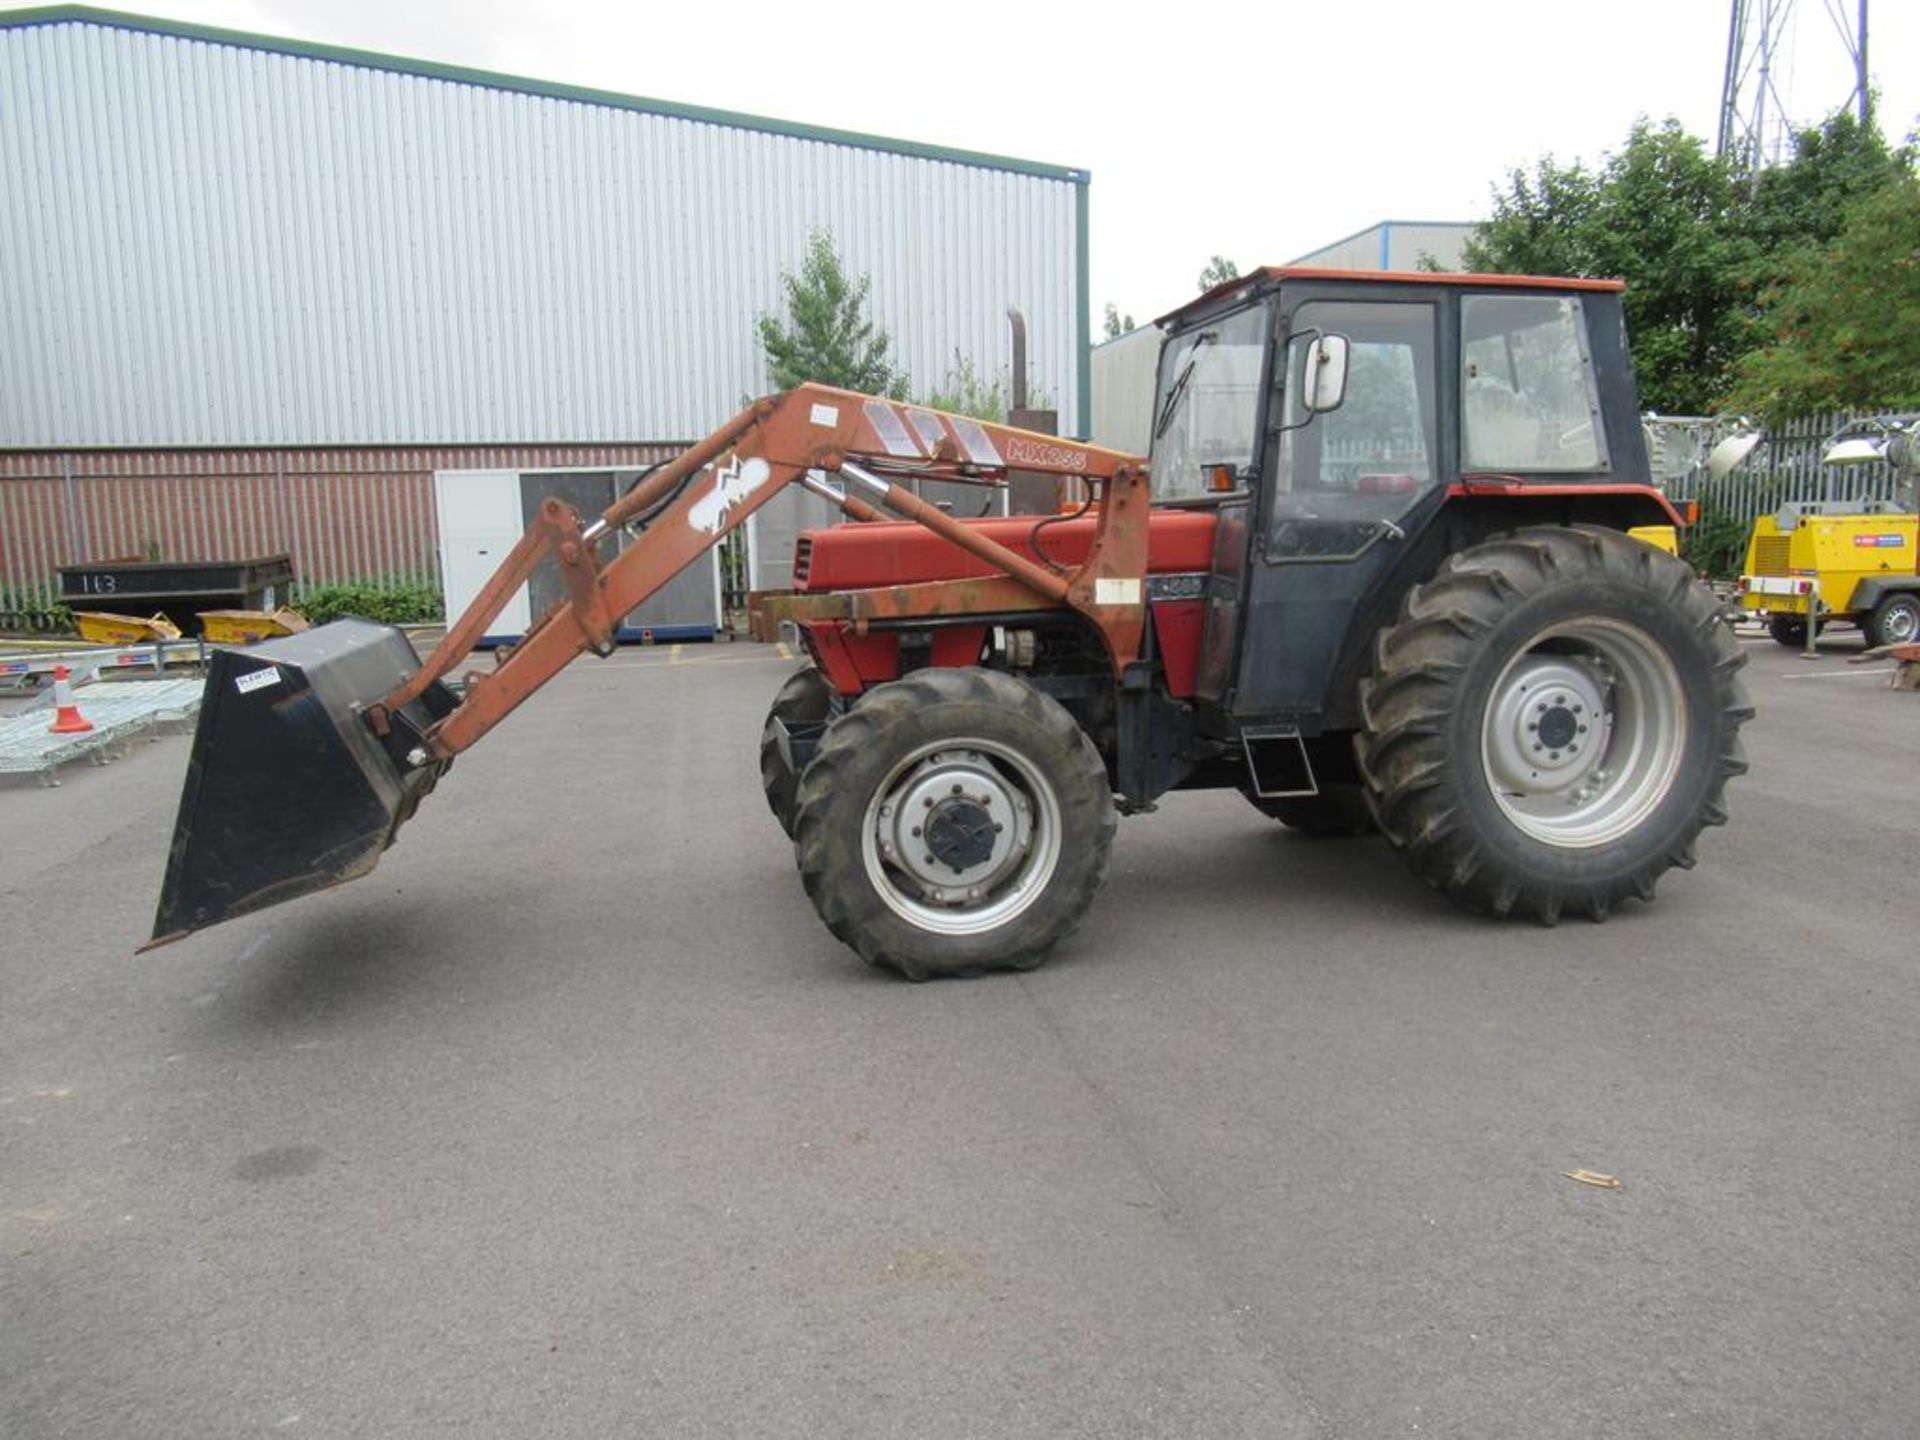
xmin=1244 ymin=783 xmax=1375 ymax=837
xmin=1767 ymin=614 xmax=1822 ymax=647
xmin=1864 ymin=592 xmax=1920 ymax=649
xmin=759 ymin=666 xmax=834 ymax=838
xmin=793 ymin=668 xmax=1115 ymax=979
xmin=1356 ymin=526 xmax=1751 ymax=924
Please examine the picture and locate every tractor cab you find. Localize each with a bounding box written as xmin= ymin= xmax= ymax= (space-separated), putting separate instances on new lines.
xmin=1145 ymin=269 xmax=1659 ymax=735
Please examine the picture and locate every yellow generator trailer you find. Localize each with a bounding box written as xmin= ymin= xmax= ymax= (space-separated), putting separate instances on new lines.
xmin=1738 ymin=503 xmax=1919 ymax=647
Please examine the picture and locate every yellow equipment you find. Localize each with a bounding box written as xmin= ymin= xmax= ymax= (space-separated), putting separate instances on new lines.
xmin=1738 ymin=506 xmax=1919 ymax=647
xmin=196 ymin=608 xmax=309 ymax=645
xmin=73 ymin=610 xmax=182 ymax=644
xmin=1730 ymin=415 xmax=1920 ymax=649
xmin=1627 ymin=524 xmax=1679 ymax=555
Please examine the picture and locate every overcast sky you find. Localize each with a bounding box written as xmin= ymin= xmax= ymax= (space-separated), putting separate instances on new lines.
xmin=110 ymin=0 xmax=1920 ymax=324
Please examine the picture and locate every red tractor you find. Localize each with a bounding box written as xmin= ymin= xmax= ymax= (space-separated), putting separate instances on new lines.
xmin=151 ymin=268 xmax=1751 ymax=979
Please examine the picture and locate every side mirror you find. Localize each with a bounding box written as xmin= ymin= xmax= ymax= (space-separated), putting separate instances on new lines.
xmin=1301 ymin=333 xmax=1350 ymax=414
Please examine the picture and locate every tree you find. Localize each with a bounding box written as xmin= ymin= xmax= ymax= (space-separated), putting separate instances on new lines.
xmin=1727 ymin=174 xmax=1920 ymax=418
xmin=1102 ymin=302 xmax=1136 ymax=340
xmin=919 ymin=351 xmax=1055 ymax=422
xmin=1742 ymin=110 xmax=1909 ymax=269
xmin=1464 ymin=121 xmax=1756 ymax=413
xmin=1196 ymin=255 xmax=1240 ymax=291
xmin=1463 ymin=113 xmax=1916 ymax=416
xmin=756 ymin=229 xmax=908 ymax=397
xmin=920 ymin=352 xmax=1008 ymax=422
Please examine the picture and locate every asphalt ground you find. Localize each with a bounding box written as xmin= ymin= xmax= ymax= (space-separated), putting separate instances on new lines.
xmin=2 ymin=631 xmax=1915 ymax=1439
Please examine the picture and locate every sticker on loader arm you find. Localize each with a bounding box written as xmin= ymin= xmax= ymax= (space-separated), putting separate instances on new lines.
xmin=1094 ymin=578 xmax=1142 ymax=606
xmin=688 ymin=454 xmax=775 ymax=535
xmin=234 ymin=666 xmax=282 ymax=695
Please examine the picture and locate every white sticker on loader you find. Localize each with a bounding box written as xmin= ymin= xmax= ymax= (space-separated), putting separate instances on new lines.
xmin=235 ymin=666 xmax=282 ymax=695
xmin=809 ymin=403 xmax=839 ymax=428
xmin=688 ymin=454 xmax=775 ymax=535
xmin=1094 ymin=578 xmax=1142 ymax=606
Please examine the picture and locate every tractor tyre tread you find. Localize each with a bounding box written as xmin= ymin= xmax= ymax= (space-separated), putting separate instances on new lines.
xmin=759 ymin=666 xmax=834 ymax=838
xmin=1354 ymin=525 xmax=1751 ymax=924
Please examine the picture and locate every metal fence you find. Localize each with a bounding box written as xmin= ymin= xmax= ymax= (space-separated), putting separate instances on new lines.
xmin=0 ymin=443 xmax=686 ymax=609
xmin=1652 ymin=413 xmax=1907 ymax=522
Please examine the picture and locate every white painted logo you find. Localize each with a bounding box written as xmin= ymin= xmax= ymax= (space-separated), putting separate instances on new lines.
xmin=688 ymin=454 xmax=775 ymax=535
xmin=235 ymin=666 xmax=282 ymax=695
xmin=1007 ymin=438 xmax=1090 ymax=472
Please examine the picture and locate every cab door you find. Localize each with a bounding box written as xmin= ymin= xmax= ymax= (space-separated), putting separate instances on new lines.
xmin=1220 ymin=291 xmax=1451 ymax=727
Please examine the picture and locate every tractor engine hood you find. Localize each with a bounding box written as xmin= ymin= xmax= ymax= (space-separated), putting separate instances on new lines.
xmin=792 ymin=509 xmax=1219 ymax=593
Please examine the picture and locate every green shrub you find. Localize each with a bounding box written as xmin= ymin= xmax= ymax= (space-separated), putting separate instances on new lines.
xmin=0 ymin=581 xmax=74 ymax=635
xmin=1679 ymin=501 xmax=1752 ymax=581
xmin=295 ymin=577 xmax=444 ymax=626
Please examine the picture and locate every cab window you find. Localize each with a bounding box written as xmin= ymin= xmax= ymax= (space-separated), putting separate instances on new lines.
xmin=1269 ymin=300 xmax=1437 ymax=560
xmin=1461 ymin=294 xmax=1608 ymax=473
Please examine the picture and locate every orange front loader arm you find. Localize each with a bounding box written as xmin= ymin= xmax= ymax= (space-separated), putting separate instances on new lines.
xmin=370 ymin=383 xmax=1151 ymax=762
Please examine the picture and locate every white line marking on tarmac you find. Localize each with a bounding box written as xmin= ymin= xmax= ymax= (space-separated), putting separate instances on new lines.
xmin=1779 ymin=666 xmax=1895 ymax=680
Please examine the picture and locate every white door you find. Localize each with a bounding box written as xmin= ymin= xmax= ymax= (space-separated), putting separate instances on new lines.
xmin=433 ymin=469 xmax=530 ymax=638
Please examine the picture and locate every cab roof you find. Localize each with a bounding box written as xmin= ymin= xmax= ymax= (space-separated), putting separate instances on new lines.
xmin=1157 ymin=267 xmax=1626 ymax=328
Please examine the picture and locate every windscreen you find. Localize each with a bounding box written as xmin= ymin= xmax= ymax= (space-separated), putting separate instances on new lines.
xmin=1148 ymin=304 xmax=1269 ymax=502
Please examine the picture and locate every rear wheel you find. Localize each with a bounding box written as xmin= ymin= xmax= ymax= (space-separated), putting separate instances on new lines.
xmin=759 ymin=667 xmax=833 ymax=838
xmin=1864 ymin=592 xmax=1920 ymax=649
xmin=793 ymin=668 xmax=1115 ymax=979
xmin=1356 ymin=526 xmax=1751 ymax=924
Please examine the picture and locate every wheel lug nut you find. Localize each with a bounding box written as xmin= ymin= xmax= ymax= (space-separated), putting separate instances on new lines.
xmin=1550 ymin=751 xmax=1561 ymax=760
xmin=950 ymin=784 xmax=962 ymax=796
xmin=923 ymin=797 xmax=933 ymax=809
xmin=911 ymin=826 xmax=922 ymax=837
xmin=1527 ymin=721 xmax=1537 ymax=732
xmin=1578 ymin=724 xmax=1588 ymax=734
xmin=924 ymin=853 xmax=936 ymax=865
xmin=993 ymin=822 xmax=1004 ymax=833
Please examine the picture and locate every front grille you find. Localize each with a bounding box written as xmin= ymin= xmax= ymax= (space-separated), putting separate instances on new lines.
xmin=792 ymin=536 xmax=812 ymax=587
xmin=1752 ymin=536 xmax=1791 ymax=576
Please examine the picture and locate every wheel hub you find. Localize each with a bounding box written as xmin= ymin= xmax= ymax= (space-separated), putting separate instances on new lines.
xmin=873 ymin=749 xmax=1032 ymax=903
xmin=1478 ymin=618 xmax=1689 ymax=849
xmin=925 ymin=799 xmax=997 ymax=870
xmin=1485 ymin=657 xmax=1609 ymax=796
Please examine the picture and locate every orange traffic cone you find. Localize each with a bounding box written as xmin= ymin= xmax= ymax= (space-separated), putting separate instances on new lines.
xmin=48 ymin=664 xmax=94 ymax=734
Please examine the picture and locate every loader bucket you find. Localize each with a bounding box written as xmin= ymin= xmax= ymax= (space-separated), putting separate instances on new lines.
xmin=146 ymin=619 xmax=458 ymax=948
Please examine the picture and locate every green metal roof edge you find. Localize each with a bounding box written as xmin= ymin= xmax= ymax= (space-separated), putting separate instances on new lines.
xmin=1074 ymin=183 xmax=1091 ymax=439
xmin=0 ymin=5 xmax=1091 ymax=185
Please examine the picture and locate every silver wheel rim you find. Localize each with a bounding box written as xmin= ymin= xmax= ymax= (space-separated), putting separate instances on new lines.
xmin=1480 ymin=618 xmax=1688 ymax=849
xmin=861 ymin=737 xmax=1063 ymax=937
xmin=1886 ymin=604 xmax=1920 ymax=645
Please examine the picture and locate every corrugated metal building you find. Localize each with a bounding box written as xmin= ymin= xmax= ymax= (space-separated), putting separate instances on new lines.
xmin=1291 ymin=219 xmax=1474 ymax=273
xmin=0 ymin=6 xmax=1090 ymax=596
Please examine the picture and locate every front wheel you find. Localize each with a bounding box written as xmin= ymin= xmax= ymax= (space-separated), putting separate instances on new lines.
xmin=759 ymin=667 xmax=834 ymax=838
xmin=793 ymin=668 xmax=1115 ymax=979
xmin=1356 ymin=526 xmax=1752 ymax=924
